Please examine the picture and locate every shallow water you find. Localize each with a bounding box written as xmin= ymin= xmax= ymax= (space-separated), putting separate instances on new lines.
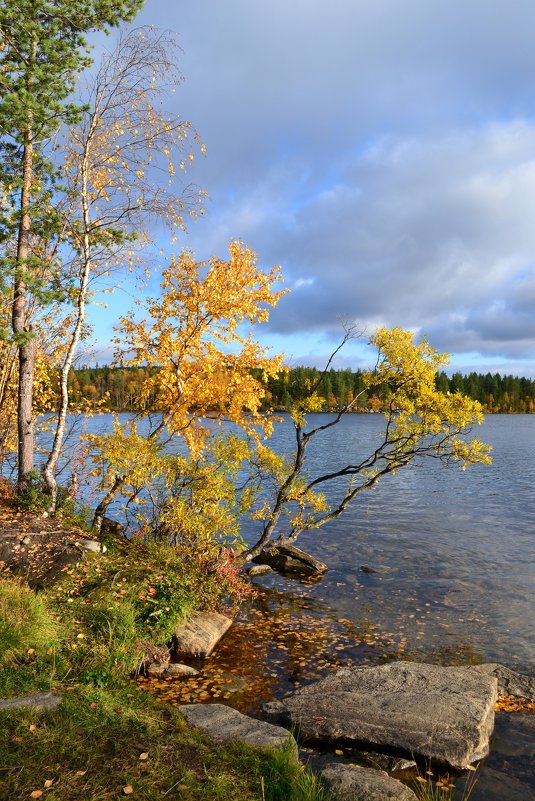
xmin=253 ymin=413 xmax=535 ymax=667
xmin=139 ymin=413 xmax=535 ymax=799
xmin=32 ymin=411 xmax=535 ymax=797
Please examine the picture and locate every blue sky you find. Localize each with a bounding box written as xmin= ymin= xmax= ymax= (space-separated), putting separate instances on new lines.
xmin=87 ymin=0 xmax=535 ymax=376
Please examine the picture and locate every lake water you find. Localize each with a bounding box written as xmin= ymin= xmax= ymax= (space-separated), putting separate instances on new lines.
xmin=43 ymin=412 xmax=535 ymax=798
xmin=79 ymin=411 xmax=534 ymax=665
xmin=256 ymin=413 xmax=535 ymax=668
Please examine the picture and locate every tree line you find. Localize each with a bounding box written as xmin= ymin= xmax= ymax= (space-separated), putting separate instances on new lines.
xmin=67 ymin=365 xmax=535 ymax=414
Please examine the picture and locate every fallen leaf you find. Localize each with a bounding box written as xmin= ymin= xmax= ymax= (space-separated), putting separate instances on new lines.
xmin=30 ymin=792 xmax=43 ymax=799
xmin=75 ymin=770 xmax=87 ymax=777
xmin=138 ymin=752 xmax=149 ymax=761
xmin=334 ymin=749 xmax=343 ymax=756
xmin=44 ymin=780 xmax=54 ymax=788
xmin=90 ymin=702 xmax=97 ymax=709
xmin=123 ymin=785 xmax=134 ymax=795
xmin=29 ymin=724 xmax=37 ymax=732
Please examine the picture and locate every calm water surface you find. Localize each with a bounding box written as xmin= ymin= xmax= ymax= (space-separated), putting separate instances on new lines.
xmin=47 ymin=412 xmax=535 ymax=798
xmin=254 ymin=413 xmax=535 ymax=667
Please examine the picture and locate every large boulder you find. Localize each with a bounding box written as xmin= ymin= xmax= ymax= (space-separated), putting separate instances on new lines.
xmin=253 ymin=543 xmax=327 ymax=576
xmin=264 ymin=661 xmax=497 ymax=769
xmin=321 ymin=763 xmax=417 ymax=801
xmin=179 ymin=703 xmax=296 ymax=752
xmin=171 ymin=612 xmax=232 ymax=659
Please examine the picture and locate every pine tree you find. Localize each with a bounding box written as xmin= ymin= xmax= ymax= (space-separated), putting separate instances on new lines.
xmin=0 ymin=0 xmax=143 ymax=491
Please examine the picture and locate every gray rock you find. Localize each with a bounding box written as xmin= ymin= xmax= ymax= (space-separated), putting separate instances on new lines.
xmin=321 ymin=763 xmax=417 ymax=801
xmin=253 ymin=542 xmax=327 ymax=576
xmin=468 ymin=663 xmax=535 ymax=700
xmin=492 ymin=712 xmax=535 ymax=757
xmin=466 ymin=767 xmax=535 ymax=801
xmin=247 ymin=564 xmax=274 ymax=577
xmin=179 ymin=703 xmax=296 ymax=752
xmin=165 ymin=663 xmax=199 ymax=677
xmin=147 ymin=662 xmax=169 ymax=677
xmin=0 ymin=692 xmax=61 ymax=711
xmin=264 ymin=661 xmax=497 ymax=769
xmin=75 ymin=538 xmax=107 ymax=554
xmin=171 ymin=612 xmax=232 ymax=659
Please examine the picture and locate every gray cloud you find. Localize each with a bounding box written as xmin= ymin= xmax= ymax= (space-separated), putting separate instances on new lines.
xmin=95 ymin=0 xmax=535 ymax=372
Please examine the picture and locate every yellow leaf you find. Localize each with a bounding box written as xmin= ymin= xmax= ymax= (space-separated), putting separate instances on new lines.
xmin=138 ymin=752 xmax=149 ymax=760
xmin=123 ymin=785 xmax=134 ymax=795
xmin=44 ymin=780 xmax=54 ymax=788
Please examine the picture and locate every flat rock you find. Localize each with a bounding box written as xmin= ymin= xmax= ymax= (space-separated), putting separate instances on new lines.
xmin=467 ymin=767 xmax=535 ymax=801
xmin=253 ymin=543 xmax=327 ymax=576
xmin=468 ymin=663 xmax=535 ymax=700
xmin=321 ymin=763 xmax=417 ymax=801
xmin=171 ymin=612 xmax=232 ymax=659
xmin=179 ymin=703 xmax=296 ymax=752
xmin=166 ymin=663 xmax=199 ymax=677
xmin=264 ymin=661 xmax=497 ymax=769
xmin=0 ymin=692 xmax=61 ymax=711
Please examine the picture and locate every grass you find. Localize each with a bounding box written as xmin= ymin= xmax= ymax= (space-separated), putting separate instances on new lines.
xmin=0 ymin=684 xmax=327 ymax=801
xmin=0 ymin=578 xmax=60 ymax=668
xmin=0 ymin=516 xmax=327 ymax=801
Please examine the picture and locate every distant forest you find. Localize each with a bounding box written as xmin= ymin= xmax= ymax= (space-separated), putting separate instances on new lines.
xmin=69 ymin=366 xmax=535 ymax=414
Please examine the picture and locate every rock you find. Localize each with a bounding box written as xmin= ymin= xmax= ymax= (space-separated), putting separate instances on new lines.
xmin=465 ymin=767 xmax=535 ymax=801
xmin=358 ymin=752 xmax=416 ymax=772
xmin=247 ymin=564 xmax=274 ymax=577
xmin=147 ymin=662 xmax=169 ymax=677
xmin=100 ymin=516 xmax=124 ymax=536
xmin=171 ymin=612 xmax=232 ymax=659
xmin=321 ymin=763 xmax=417 ymax=801
xmin=179 ymin=703 xmax=296 ymax=752
xmin=264 ymin=661 xmax=497 ymax=769
xmin=75 ymin=538 xmax=107 ymax=554
xmin=141 ymin=643 xmax=171 ymax=675
xmin=0 ymin=692 xmax=61 ymax=711
xmin=165 ymin=663 xmax=199 ymax=677
xmin=253 ymin=543 xmax=327 ymax=576
xmin=492 ymin=712 xmax=535 ymax=757
xmin=468 ymin=663 xmax=535 ymax=700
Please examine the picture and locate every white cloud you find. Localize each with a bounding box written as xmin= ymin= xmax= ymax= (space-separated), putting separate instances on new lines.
xmin=90 ymin=1 xmax=535 ymax=372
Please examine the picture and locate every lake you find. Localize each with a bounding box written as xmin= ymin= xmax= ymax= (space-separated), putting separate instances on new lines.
xmin=78 ymin=411 xmax=534 ymax=666
xmin=43 ymin=411 xmax=535 ymax=798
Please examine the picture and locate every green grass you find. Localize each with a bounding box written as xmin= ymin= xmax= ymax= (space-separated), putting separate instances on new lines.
xmin=0 ymin=507 xmax=327 ymax=801
xmin=0 ymin=684 xmax=327 ymax=801
xmin=0 ymin=578 xmax=60 ymax=667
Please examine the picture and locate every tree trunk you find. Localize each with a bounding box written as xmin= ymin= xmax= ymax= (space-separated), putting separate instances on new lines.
xmin=43 ymin=117 xmax=95 ymax=511
xmin=13 ymin=125 xmax=35 ymax=494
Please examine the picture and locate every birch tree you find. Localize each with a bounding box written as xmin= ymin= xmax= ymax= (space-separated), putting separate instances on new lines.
xmin=42 ymin=28 xmax=206 ymax=510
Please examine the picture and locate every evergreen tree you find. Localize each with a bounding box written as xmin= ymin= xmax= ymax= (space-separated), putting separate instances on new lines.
xmin=0 ymin=0 xmax=143 ymax=491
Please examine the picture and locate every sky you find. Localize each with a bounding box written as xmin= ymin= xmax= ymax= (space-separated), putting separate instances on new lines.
xmin=88 ymin=0 xmax=535 ymax=376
